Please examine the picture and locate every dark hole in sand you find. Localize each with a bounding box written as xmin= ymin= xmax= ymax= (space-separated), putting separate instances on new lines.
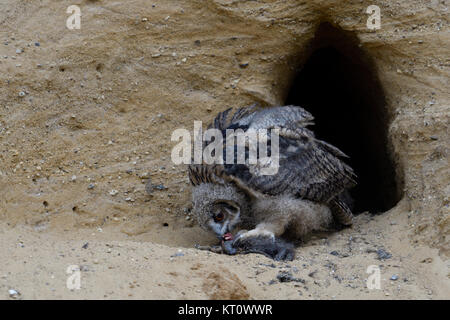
xmin=285 ymin=22 xmax=402 ymax=213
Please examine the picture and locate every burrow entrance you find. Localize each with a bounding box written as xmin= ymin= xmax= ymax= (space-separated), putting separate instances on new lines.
xmin=285 ymin=22 xmax=401 ymax=213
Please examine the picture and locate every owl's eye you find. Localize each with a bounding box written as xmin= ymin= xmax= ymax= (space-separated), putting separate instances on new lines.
xmin=214 ymin=212 xmax=224 ymax=222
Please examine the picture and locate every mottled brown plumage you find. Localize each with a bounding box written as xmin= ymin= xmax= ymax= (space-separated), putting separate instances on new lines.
xmin=189 ymin=105 xmax=357 ymax=260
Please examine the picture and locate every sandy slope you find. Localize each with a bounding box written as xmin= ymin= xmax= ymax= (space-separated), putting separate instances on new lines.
xmin=1 ymin=205 xmax=449 ymax=299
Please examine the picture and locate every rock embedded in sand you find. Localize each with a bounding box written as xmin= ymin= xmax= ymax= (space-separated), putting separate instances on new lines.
xmin=376 ymin=249 xmax=392 ymax=260
xmin=154 ymin=184 xmax=166 ymax=190
xmin=8 ymin=289 xmax=20 ymax=299
xmin=239 ymin=62 xmax=249 ymax=68
xmin=276 ymin=271 xmax=306 ymax=284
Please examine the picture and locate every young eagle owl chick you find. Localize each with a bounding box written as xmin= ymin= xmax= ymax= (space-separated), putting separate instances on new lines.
xmin=189 ymin=105 xmax=356 ymax=261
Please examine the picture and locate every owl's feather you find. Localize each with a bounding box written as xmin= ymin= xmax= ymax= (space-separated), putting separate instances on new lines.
xmin=189 ymin=105 xmax=359 ymax=260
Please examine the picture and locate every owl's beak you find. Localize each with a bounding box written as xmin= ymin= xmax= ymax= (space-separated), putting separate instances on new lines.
xmin=215 ymin=224 xmax=232 ymax=241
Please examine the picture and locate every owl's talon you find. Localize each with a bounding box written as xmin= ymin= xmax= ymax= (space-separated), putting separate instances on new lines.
xmin=274 ymin=246 xmax=295 ymax=261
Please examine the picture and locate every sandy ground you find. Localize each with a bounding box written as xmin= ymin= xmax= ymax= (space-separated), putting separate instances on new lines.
xmin=0 ymin=0 xmax=449 ymax=299
xmin=1 ymin=202 xmax=449 ymax=299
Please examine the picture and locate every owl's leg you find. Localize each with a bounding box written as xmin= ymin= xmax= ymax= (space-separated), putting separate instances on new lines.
xmin=234 ymin=227 xmax=276 ymax=242
xmin=229 ymin=222 xmax=295 ymax=261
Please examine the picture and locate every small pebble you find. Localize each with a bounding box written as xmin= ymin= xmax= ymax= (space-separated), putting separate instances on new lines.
xmin=8 ymin=289 xmax=20 ymax=299
xmin=139 ymin=172 xmax=149 ymax=179
xmin=145 ymin=180 xmax=153 ymax=194
xmin=171 ymin=252 xmax=185 ymax=257
xmin=109 ymin=189 xmax=118 ymax=196
xmin=376 ymin=249 xmax=392 ymax=260
xmin=276 ymin=271 xmax=305 ymax=283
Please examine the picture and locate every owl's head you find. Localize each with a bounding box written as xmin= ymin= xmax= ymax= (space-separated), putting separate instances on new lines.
xmin=192 ymin=183 xmax=248 ymax=240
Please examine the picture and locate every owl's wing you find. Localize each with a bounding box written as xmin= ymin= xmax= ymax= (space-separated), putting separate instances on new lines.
xmin=189 ymin=105 xmax=356 ymax=204
xmin=208 ymin=104 xmax=314 ymax=132
xmin=206 ymin=104 xmax=259 ymax=131
xmin=223 ymin=132 xmax=356 ymax=203
xmin=205 ymin=105 xmax=355 ymax=203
